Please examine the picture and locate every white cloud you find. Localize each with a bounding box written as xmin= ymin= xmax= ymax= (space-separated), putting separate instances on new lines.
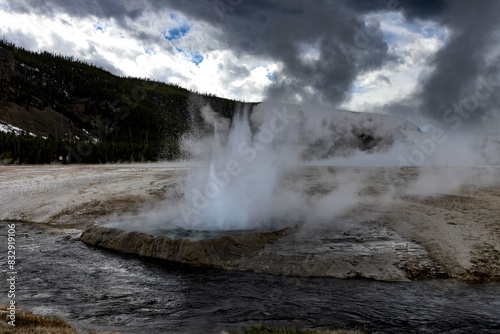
xmin=342 ymin=12 xmax=446 ymax=111
xmin=0 ymin=6 xmax=278 ymax=102
xmin=0 ymin=6 xmax=444 ymax=106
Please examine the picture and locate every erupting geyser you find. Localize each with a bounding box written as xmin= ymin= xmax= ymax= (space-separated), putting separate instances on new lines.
xmin=81 ymin=101 xmax=500 ymax=281
xmin=164 ymin=101 xmax=417 ymax=232
xmin=176 ymin=103 xmax=301 ymax=231
xmin=105 ymin=101 xmax=500 ymax=236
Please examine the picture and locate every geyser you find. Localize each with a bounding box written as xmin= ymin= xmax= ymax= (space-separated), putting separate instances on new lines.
xmin=86 ymin=102 xmax=500 ymax=281
xmin=175 ymin=103 xmax=301 ymax=231
xmin=106 ymin=101 xmax=500 ymax=235
xmin=161 ymin=101 xmax=415 ymax=232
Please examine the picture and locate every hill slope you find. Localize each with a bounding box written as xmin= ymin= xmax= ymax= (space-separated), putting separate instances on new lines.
xmin=0 ymin=40 xmax=243 ymax=163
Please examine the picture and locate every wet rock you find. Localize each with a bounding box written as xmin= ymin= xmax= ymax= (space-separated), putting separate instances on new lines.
xmin=81 ymin=224 xmax=292 ymax=267
xmin=236 ymin=226 xmax=446 ymax=281
xmin=81 ymin=223 xmax=445 ymax=281
xmin=465 ymin=243 xmax=500 ymax=282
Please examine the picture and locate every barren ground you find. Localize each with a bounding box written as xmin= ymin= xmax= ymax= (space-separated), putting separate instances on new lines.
xmin=1 ymin=164 xmax=499 ymax=281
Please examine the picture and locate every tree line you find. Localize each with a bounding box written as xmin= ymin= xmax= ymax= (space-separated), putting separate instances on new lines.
xmin=0 ymin=39 xmax=248 ymax=164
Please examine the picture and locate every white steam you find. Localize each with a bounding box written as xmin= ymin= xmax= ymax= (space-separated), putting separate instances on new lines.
xmin=109 ymin=102 xmax=500 ymax=233
xmin=171 ymin=103 xmax=302 ymax=230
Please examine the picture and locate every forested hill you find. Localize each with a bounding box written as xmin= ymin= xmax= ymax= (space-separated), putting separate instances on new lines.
xmin=0 ymin=40 xmax=245 ymax=164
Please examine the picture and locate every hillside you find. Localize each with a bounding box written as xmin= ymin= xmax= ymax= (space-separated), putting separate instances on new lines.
xmin=0 ymin=40 xmax=244 ymax=164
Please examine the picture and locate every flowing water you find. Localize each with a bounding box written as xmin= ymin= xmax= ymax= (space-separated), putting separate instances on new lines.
xmin=1 ymin=222 xmax=500 ymax=334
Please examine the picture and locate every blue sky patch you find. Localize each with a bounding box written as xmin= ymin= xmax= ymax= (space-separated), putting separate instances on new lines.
xmin=164 ymin=24 xmax=191 ymax=41
xmin=382 ymin=30 xmax=398 ymax=44
xmin=267 ymin=71 xmax=276 ymax=81
xmin=190 ymin=51 xmax=204 ymax=65
xmin=93 ymin=20 xmax=110 ymax=33
xmin=174 ymin=47 xmax=204 ymax=65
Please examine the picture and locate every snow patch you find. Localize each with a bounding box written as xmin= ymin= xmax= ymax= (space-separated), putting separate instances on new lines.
xmin=19 ymin=63 xmax=40 ymax=72
xmin=0 ymin=121 xmax=36 ymax=136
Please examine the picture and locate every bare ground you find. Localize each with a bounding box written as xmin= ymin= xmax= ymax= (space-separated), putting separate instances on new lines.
xmin=0 ymin=164 xmax=182 ymax=226
xmin=383 ymin=186 xmax=500 ymax=281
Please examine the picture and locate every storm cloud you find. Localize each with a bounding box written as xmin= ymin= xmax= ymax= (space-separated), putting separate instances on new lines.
xmin=2 ymin=0 xmax=437 ymax=107
xmin=154 ymin=0 xmax=416 ymax=106
xmin=153 ymin=0 xmax=449 ymax=107
xmin=416 ymin=0 xmax=500 ymax=126
xmin=3 ymin=0 xmax=500 ymax=126
xmin=374 ymin=0 xmax=500 ymax=128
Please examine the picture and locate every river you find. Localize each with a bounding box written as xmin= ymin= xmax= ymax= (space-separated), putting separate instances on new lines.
xmin=1 ymin=222 xmax=499 ymax=333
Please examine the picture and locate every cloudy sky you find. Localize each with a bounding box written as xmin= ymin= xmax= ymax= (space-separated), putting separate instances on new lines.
xmin=0 ymin=0 xmax=499 ymax=127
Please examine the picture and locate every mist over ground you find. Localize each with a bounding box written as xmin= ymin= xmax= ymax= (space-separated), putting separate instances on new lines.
xmin=108 ymin=101 xmax=500 ymax=233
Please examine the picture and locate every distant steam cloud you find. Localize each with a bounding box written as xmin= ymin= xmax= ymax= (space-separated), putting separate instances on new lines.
xmin=416 ymin=0 xmax=500 ymax=126
xmin=378 ymin=0 xmax=500 ymax=128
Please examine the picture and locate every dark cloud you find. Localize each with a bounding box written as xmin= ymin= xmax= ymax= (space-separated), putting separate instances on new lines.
xmin=359 ymin=0 xmax=500 ymax=128
xmin=161 ymin=0 xmax=398 ymax=106
xmin=5 ymin=0 xmax=402 ymax=106
xmin=346 ymin=0 xmax=446 ymax=20
xmin=153 ymin=0 xmax=449 ymax=106
xmin=415 ymin=0 xmax=500 ymax=126
xmin=375 ymin=74 xmax=391 ymax=86
xmin=6 ymin=0 xmax=140 ymax=21
xmin=218 ymin=62 xmax=250 ymax=78
xmin=6 ymin=0 xmax=499 ymax=126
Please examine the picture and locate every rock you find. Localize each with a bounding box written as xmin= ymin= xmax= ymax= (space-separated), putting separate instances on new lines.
xmin=80 ymin=223 xmax=445 ymax=281
xmin=80 ymin=224 xmax=292 ymax=267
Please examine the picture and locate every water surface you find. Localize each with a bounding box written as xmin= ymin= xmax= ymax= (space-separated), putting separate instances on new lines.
xmin=1 ymin=222 xmax=499 ymax=333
